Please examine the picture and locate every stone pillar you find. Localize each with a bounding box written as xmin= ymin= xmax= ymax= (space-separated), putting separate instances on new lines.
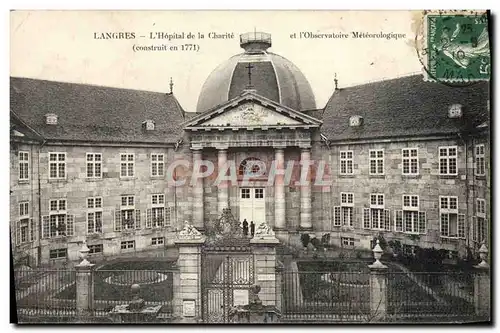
xmin=368 ymin=240 xmax=387 ymax=322
xmin=192 ymin=149 xmax=204 ymax=230
xmin=173 ymin=224 xmax=205 ymax=323
xmin=217 ymin=148 xmax=229 ymax=212
xmin=473 ymin=243 xmax=490 ymax=319
xmin=250 ymin=226 xmax=281 ymax=309
xmin=75 ymin=241 xmax=95 ymax=322
xmin=274 ymin=148 xmax=286 ymax=230
xmin=299 ymin=147 xmax=312 ymax=230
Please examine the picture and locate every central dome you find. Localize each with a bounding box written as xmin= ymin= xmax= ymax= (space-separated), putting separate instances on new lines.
xmin=196 ymin=32 xmax=316 ymax=113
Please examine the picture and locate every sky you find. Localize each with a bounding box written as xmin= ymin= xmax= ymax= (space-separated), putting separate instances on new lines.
xmin=10 ymin=10 xmax=423 ymax=112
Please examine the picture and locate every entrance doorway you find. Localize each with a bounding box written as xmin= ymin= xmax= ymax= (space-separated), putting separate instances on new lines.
xmin=239 ymin=187 xmax=266 ymax=225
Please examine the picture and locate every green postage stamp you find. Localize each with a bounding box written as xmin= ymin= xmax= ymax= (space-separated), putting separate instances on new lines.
xmin=424 ymin=10 xmax=490 ymax=82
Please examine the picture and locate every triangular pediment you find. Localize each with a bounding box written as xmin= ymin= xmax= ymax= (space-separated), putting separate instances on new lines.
xmin=184 ymin=91 xmax=322 ymax=130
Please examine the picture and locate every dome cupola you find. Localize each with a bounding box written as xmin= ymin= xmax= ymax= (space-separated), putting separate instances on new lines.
xmin=196 ymin=32 xmax=316 ymax=112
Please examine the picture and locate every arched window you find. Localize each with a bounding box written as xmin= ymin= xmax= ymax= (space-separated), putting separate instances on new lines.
xmin=238 ymin=157 xmax=264 ymax=177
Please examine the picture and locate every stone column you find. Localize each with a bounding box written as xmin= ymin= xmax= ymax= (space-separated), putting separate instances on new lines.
xmin=250 ymin=227 xmax=281 ymax=309
xmin=368 ymin=240 xmax=387 ymax=322
xmin=75 ymin=241 xmax=95 ymax=322
xmin=299 ymin=147 xmax=312 ymax=230
xmin=473 ymin=243 xmax=490 ymax=319
xmin=192 ymin=149 xmax=204 ymax=230
xmin=217 ymin=148 xmax=229 ymax=212
xmin=274 ymin=148 xmax=286 ymax=230
xmin=173 ymin=225 xmax=205 ymax=323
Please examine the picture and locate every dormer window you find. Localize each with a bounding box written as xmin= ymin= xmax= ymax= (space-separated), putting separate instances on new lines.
xmin=143 ymin=120 xmax=155 ymax=131
xmin=448 ymin=104 xmax=463 ymax=118
xmin=45 ymin=113 xmax=58 ymax=125
xmin=349 ymin=115 xmax=363 ymax=127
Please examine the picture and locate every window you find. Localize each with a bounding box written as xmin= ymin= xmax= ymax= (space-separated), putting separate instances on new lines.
xmin=152 ymin=237 xmax=165 ymax=246
xmin=402 ymin=148 xmax=419 ymax=175
xmin=49 ymin=248 xmax=67 ymax=259
xmin=241 ymin=188 xmax=250 ymax=199
xmin=364 ymin=194 xmax=390 ymax=230
xmin=17 ymin=202 xmax=32 ymax=244
xmin=87 ymin=197 xmax=103 ymax=234
xmin=42 ymin=199 xmax=73 ymax=238
xmin=120 ymin=153 xmax=135 ymax=178
xmin=475 ymin=145 xmax=485 ymax=176
xmin=19 ymin=151 xmax=29 ymax=181
xmin=86 ymin=153 xmax=102 ymax=178
xmin=49 ymin=153 xmax=66 ymax=179
xmin=439 ymin=196 xmax=465 ymax=238
xmin=474 ymin=199 xmax=487 ymax=244
xmin=88 ymin=244 xmax=103 ymax=254
xmin=151 ymin=154 xmax=165 ymax=177
xmin=340 ymin=151 xmax=353 ymax=175
xmin=147 ymin=194 xmax=165 ymax=228
xmin=439 ymin=146 xmax=458 ymax=175
xmin=395 ymin=195 xmax=426 ymax=234
xmin=115 ymin=196 xmax=140 ymax=231
xmin=121 ymin=240 xmax=135 ymax=250
xmin=238 ymin=157 xmax=264 ymax=177
xmin=255 ymin=188 xmax=264 ymax=199
xmin=341 ymin=237 xmax=355 ymax=247
xmin=333 ymin=192 xmax=354 ymax=227
xmin=369 ymin=150 xmax=384 ymax=175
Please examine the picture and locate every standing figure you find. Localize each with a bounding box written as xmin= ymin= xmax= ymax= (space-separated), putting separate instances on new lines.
xmin=242 ymin=219 xmax=249 ymax=236
xmin=250 ymin=221 xmax=255 ymax=237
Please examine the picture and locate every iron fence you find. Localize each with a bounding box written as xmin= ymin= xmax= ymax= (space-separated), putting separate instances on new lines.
xmin=14 ymin=269 xmax=77 ymax=318
xmin=387 ymin=271 xmax=475 ymax=320
xmin=14 ymin=268 xmax=175 ymax=322
xmin=281 ymin=271 xmax=371 ymax=322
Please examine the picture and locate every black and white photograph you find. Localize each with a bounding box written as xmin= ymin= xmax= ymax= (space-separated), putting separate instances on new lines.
xmin=9 ymin=9 xmax=492 ymax=325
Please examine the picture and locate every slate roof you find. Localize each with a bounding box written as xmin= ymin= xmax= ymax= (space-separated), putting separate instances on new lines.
xmin=321 ymin=74 xmax=490 ymax=141
xmin=10 ymin=77 xmax=186 ymax=144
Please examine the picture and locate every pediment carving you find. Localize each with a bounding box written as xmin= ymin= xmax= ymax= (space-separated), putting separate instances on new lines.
xmin=201 ymin=103 xmax=302 ymax=127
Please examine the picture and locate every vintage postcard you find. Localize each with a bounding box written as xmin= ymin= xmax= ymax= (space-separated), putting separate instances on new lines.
xmin=10 ymin=10 xmax=491 ymax=324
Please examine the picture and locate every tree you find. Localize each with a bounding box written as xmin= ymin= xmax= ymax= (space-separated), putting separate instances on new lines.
xmin=300 ymin=233 xmax=310 ymax=249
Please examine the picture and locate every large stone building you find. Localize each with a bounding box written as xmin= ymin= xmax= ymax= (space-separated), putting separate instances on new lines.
xmin=10 ymin=32 xmax=490 ymax=266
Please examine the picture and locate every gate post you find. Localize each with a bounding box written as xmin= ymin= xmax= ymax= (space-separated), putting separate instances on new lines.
xmin=75 ymin=240 xmax=95 ymax=322
xmin=174 ymin=223 xmax=206 ymax=323
xmin=368 ymin=240 xmax=387 ymax=322
xmin=473 ymin=243 xmax=490 ymax=320
xmin=250 ymin=223 xmax=280 ymax=309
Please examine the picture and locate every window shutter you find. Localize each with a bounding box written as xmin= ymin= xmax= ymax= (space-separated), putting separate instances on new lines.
xmin=161 ymin=207 xmax=166 ymax=226
xmin=395 ymin=210 xmax=403 ymax=232
xmin=333 ymin=206 xmax=341 ymax=227
xmin=135 ymin=210 xmax=141 ymax=229
xmin=363 ymin=208 xmax=371 ymax=229
xmin=29 ymin=218 xmax=35 ymax=242
xmin=384 ymin=209 xmax=390 ymax=231
xmin=472 ymin=216 xmax=477 ymax=242
xmin=42 ymin=215 xmax=50 ymax=239
xmin=15 ymin=222 xmax=20 ymax=245
xmin=114 ymin=208 xmax=122 ymax=232
xmin=146 ymin=208 xmax=152 ymax=229
xmin=458 ymin=214 xmax=466 ymax=238
xmin=418 ymin=212 xmax=426 ymax=234
xmin=66 ymin=215 xmax=74 ymax=236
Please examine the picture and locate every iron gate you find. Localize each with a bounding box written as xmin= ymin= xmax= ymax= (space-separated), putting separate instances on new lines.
xmin=201 ymin=247 xmax=254 ymax=323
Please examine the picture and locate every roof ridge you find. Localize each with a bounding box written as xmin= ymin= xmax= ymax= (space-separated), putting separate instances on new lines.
xmin=337 ymin=72 xmax=423 ymax=90
xmin=10 ymin=76 xmax=173 ymax=96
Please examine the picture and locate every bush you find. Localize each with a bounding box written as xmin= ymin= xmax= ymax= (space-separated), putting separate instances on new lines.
xmin=300 ymin=233 xmax=310 ymax=248
xmin=310 ymin=237 xmax=323 ymax=251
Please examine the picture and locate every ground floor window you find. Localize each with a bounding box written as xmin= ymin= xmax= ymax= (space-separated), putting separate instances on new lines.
xmin=121 ymin=240 xmax=135 ymax=250
xmin=341 ymin=237 xmax=355 ymax=247
xmin=49 ymin=248 xmax=67 ymax=259
xmin=89 ymin=244 xmax=103 ymax=254
xmin=151 ymin=237 xmax=165 ymax=246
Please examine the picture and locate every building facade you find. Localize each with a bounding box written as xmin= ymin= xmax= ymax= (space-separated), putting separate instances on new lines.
xmin=10 ymin=32 xmax=490 ymax=266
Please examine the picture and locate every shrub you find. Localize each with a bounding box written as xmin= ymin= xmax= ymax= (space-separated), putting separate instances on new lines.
xmin=310 ymin=237 xmax=323 ymax=251
xmin=300 ymin=233 xmax=310 ymax=248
